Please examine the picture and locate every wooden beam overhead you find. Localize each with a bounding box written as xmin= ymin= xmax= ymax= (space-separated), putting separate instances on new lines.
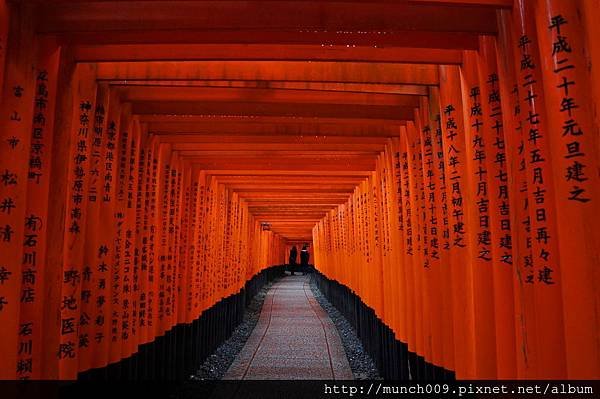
xmin=33 ymin=0 xmax=512 ymax=6
xmin=242 ymin=195 xmax=353 ymax=199
xmin=238 ymin=193 xmax=352 ymax=199
xmin=53 ymin=31 xmax=481 ymax=52
xmin=131 ymin=101 xmax=415 ymax=120
xmin=243 ymin=202 xmax=344 ymax=207
xmin=174 ymin=146 xmax=383 ymax=154
xmin=232 ymin=187 xmax=357 ymax=193
xmin=73 ymin=44 xmax=464 ymax=64
xmin=248 ymin=208 xmax=342 ymax=211
xmin=188 ymin=157 xmax=376 ymax=171
xmin=148 ymin=122 xmax=402 ymax=137
xmin=226 ymin=186 xmax=356 ymax=193
xmin=216 ymin=176 xmax=366 ymax=183
xmin=95 ymin=61 xmax=439 ymax=85
xmin=181 ymin=152 xmax=380 ymax=159
xmin=203 ymin=170 xmax=372 ymax=176
xmin=156 ymin=134 xmax=390 ymax=145
xmin=120 ymin=86 xmax=422 ymax=107
xmin=36 ymin=1 xmax=500 ymax=35
xmin=114 ymin=81 xmax=430 ymax=96
xmin=140 ymin=114 xmax=408 ymax=125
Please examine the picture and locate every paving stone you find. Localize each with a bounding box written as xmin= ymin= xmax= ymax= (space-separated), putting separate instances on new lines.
xmin=223 ymin=275 xmax=353 ymax=380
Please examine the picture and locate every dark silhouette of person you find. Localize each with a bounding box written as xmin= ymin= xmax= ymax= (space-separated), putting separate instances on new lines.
xmin=300 ymin=244 xmax=310 ymax=274
xmin=289 ymin=246 xmax=298 ymax=275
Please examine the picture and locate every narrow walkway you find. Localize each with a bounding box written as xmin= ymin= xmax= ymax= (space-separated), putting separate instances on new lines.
xmin=224 ymin=275 xmax=353 ymax=380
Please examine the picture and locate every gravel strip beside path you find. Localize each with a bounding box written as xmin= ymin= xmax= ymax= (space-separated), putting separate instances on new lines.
xmin=309 ymin=275 xmax=381 ymax=380
xmin=192 ymin=280 xmax=277 ymax=380
xmin=191 ymin=274 xmax=380 ymax=381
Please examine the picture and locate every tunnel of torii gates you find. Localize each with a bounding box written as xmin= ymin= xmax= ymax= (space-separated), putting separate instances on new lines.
xmin=0 ymin=0 xmax=599 ymax=382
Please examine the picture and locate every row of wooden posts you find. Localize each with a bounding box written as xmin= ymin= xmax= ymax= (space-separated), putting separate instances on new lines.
xmin=0 ymin=0 xmax=599 ymax=382
xmin=314 ymin=1 xmax=600 ymax=380
xmin=0 ymin=47 xmax=287 ymax=379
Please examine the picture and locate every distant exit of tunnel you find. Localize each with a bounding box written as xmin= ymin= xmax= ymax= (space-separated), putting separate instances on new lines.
xmin=0 ymin=0 xmax=599 ymax=383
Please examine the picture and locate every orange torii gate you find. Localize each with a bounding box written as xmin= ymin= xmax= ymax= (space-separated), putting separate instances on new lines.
xmin=314 ymin=0 xmax=600 ymax=380
xmin=0 ymin=0 xmax=598 ymax=382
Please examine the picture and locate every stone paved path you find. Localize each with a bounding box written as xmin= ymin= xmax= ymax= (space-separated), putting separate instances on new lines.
xmin=224 ymin=275 xmax=353 ymax=380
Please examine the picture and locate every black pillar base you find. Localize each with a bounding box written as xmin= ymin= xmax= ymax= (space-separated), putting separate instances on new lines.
xmin=313 ymin=271 xmax=456 ymax=381
xmin=77 ymin=265 xmax=285 ymax=381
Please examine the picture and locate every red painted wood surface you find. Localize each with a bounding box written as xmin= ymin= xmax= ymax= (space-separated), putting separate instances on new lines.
xmin=0 ymin=0 xmax=598 ymax=380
